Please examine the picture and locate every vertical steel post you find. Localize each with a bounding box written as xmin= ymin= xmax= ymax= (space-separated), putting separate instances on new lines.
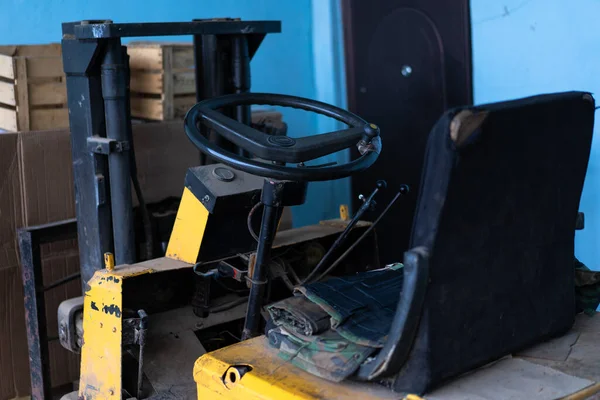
xmin=101 ymin=39 xmax=135 ymax=265
xmin=242 ymin=180 xmax=283 ymax=340
xmin=62 ymin=23 xmax=114 ymax=285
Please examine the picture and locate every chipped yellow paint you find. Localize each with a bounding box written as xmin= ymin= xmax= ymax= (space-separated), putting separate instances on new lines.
xmin=78 ymin=270 xmax=123 ymax=400
xmin=77 ymin=259 xmax=187 ymax=399
xmin=194 ymin=337 xmax=402 ymax=400
xmin=166 ymin=187 xmax=210 ymax=263
xmin=104 ymin=252 xmax=115 ymax=271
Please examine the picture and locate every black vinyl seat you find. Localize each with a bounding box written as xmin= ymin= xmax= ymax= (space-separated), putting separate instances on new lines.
xmin=357 ymin=91 xmax=595 ymax=394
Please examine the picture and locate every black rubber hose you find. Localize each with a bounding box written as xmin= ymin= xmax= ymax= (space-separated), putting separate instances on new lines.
xmin=247 ymin=202 xmax=262 ymax=242
xmin=130 ymin=164 xmax=154 ymax=260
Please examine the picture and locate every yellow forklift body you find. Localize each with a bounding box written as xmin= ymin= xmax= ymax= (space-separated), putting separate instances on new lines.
xmin=194 ymin=337 xmax=415 ymax=400
xmin=79 ymin=269 xmax=124 ymax=399
xmin=78 ymin=258 xmax=192 ymax=399
xmin=166 ymin=186 xmax=210 ymax=263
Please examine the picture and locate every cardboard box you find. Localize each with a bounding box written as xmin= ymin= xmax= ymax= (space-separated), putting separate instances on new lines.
xmin=0 ymin=120 xmax=202 ymax=399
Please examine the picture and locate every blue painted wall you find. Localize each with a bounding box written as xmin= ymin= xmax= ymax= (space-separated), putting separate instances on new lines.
xmin=471 ymin=0 xmax=600 ymax=268
xmin=0 ymin=0 xmax=348 ymax=226
xmin=6 ymin=1 xmax=596 ymax=264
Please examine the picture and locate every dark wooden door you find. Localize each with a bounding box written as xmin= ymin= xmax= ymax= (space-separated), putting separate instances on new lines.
xmin=344 ymin=0 xmax=472 ymax=263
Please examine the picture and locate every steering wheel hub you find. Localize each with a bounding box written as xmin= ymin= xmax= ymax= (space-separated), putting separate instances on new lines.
xmin=267 ymin=135 xmax=296 ymax=147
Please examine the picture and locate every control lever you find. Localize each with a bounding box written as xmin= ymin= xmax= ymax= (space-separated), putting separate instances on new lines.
xmin=300 ymin=180 xmax=387 ymax=285
xmin=309 ymin=184 xmax=410 ymax=283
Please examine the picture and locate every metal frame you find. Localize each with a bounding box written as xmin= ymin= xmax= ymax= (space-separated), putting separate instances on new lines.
xmin=10 ymin=19 xmax=284 ymax=400
xmin=18 ymin=219 xmax=79 ymax=400
xmin=61 ymin=19 xmax=280 ymax=286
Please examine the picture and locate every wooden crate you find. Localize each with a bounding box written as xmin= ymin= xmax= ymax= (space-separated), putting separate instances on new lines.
xmin=0 ymin=44 xmax=68 ymax=132
xmin=127 ymin=41 xmax=196 ymax=121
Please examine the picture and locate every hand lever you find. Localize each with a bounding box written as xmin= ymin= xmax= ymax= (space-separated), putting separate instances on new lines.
xmin=300 ymin=180 xmax=387 ymax=285
xmin=309 ymin=184 xmax=410 ymax=283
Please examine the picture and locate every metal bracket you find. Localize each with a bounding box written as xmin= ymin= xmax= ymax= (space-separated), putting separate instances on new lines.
xmin=87 ymin=136 xmax=130 ymax=154
xmin=58 ymin=296 xmax=84 ymax=353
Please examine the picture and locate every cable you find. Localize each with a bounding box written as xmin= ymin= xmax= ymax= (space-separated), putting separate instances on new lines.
xmin=247 ymin=202 xmax=262 ymax=242
xmin=308 ymin=188 xmax=406 ymax=284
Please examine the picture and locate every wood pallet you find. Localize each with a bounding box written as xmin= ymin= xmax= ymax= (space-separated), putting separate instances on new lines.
xmin=0 ymin=44 xmax=68 ymax=132
xmin=127 ymin=41 xmax=196 ymax=121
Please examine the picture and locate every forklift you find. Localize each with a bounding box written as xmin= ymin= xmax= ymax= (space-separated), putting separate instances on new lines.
xmin=55 ymin=18 xmax=599 ymax=400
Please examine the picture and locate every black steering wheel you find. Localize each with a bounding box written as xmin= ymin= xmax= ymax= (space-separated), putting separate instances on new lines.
xmin=184 ymin=93 xmax=381 ymax=181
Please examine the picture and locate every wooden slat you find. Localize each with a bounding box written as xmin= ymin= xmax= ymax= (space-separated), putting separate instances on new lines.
xmin=127 ymin=47 xmax=163 ymax=70
xmin=130 ymin=71 xmax=163 ymax=94
xmin=30 ymin=108 xmax=69 ymax=130
xmin=0 ymin=54 xmax=15 ymax=79
xmin=0 ymin=106 xmax=17 ymax=131
xmin=0 ymin=44 xmax=61 ymax=57
xmin=26 ymin=57 xmax=64 ymax=79
xmin=0 ymin=80 xmax=16 ymax=106
xmin=29 ymin=81 xmax=67 ymax=106
xmin=173 ymin=71 xmax=195 ymax=95
xmin=130 ymin=94 xmax=283 ymax=123
xmin=162 ymin=46 xmax=174 ymax=120
xmin=130 ymin=96 xmax=163 ymax=120
xmin=172 ymin=46 xmax=194 ymax=70
xmin=15 ymin=57 xmax=30 ymax=131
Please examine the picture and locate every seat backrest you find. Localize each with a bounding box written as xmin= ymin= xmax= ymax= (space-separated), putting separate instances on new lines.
xmin=361 ymin=92 xmax=595 ymax=394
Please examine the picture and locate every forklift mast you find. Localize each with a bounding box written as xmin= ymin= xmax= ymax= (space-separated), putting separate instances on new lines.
xmin=61 ymin=19 xmax=281 ymax=286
